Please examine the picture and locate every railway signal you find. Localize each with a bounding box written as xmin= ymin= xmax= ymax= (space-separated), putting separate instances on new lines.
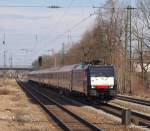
xmin=38 ymin=56 xmax=42 ymax=67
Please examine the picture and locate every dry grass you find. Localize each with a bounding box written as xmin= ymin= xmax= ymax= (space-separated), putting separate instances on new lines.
xmin=14 ymin=110 xmax=31 ymax=123
xmin=0 ymin=88 xmax=17 ymax=95
xmin=0 ymin=88 xmax=11 ymax=95
xmin=20 ymin=127 xmax=50 ymax=131
xmin=10 ymin=94 xmax=22 ymax=102
xmin=134 ymin=89 xmax=150 ymax=99
xmin=132 ymin=73 xmax=150 ymax=98
xmin=0 ymin=79 xmax=56 ymax=131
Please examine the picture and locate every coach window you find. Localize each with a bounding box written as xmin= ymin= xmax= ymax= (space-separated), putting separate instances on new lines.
xmin=66 ymin=72 xmax=68 ymax=80
xmin=62 ymin=72 xmax=63 ymax=79
xmin=62 ymin=73 xmax=64 ymax=80
xmin=59 ymin=72 xmax=62 ymax=80
xmin=63 ymin=73 xmax=65 ymax=80
xmin=65 ymin=72 xmax=66 ymax=80
xmin=65 ymin=72 xmax=67 ymax=80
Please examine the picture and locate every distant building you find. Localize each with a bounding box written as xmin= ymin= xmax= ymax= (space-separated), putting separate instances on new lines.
xmin=134 ymin=63 xmax=150 ymax=72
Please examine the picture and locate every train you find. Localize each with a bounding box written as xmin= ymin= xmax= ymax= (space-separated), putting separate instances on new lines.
xmin=28 ymin=63 xmax=117 ymax=101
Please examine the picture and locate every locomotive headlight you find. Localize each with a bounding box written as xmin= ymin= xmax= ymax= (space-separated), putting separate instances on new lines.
xmin=91 ymin=86 xmax=95 ymax=89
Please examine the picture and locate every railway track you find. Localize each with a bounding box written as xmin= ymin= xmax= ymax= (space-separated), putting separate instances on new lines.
xmin=96 ymin=104 xmax=150 ymax=128
xmin=19 ymin=81 xmax=150 ymax=129
xmin=116 ymin=95 xmax=150 ymax=106
xmin=69 ymin=96 xmax=150 ymax=129
xmin=17 ymin=81 xmax=103 ymax=131
xmin=58 ymin=89 xmax=149 ymax=128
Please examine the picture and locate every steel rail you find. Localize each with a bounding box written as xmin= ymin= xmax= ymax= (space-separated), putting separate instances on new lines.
xmin=19 ymin=80 xmax=150 ymax=129
xmin=97 ymin=104 xmax=150 ymax=128
xmin=116 ymin=95 xmax=150 ymax=106
xmin=17 ymin=81 xmax=71 ymax=131
xmin=18 ymin=81 xmax=103 ymax=131
xmin=62 ymin=89 xmax=150 ymax=129
xmin=29 ymin=81 xmax=150 ymax=129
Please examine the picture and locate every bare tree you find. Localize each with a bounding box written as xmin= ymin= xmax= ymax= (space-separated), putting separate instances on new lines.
xmin=131 ymin=0 xmax=150 ymax=88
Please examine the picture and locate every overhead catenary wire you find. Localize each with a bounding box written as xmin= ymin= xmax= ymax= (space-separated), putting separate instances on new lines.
xmin=38 ymin=0 xmax=96 ymax=50
xmin=43 ymin=0 xmax=75 ymax=38
xmin=0 ymin=1 xmax=148 ymax=66
xmin=0 ymin=5 xmax=134 ymax=9
xmin=0 ymin=4 xmax=147 ymax=10
xmin=0 ymin=5 xmax=61 ymax=8
xmin=0 ymin=0 xmax=149 ymax=12
xmin=32 ymin=0 xmax=75 ymax=52
xmin=0 ymin=5 xmax=94 ymax=8
xmin=40 ymin=12 xmax=95 ymax=49
xmin=50 ymin=0 xmax=74 ymax=28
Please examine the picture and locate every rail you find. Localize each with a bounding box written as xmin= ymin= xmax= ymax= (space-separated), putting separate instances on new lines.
xmin=17 ymin=80 xmax=103 ymax=131
xmin=116 ymin=95 xmax=150 ymax=106
xmin=97 ymin=104 xmax=150 ymax=128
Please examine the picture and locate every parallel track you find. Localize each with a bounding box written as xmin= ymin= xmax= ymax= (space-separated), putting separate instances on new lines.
xmin=116 ymin=95 xmax=150 ymax=106
xmin=96 ymin=104 xmax=150 ymax=128
xmin=17 ymin=81 xmax=103 ymax=131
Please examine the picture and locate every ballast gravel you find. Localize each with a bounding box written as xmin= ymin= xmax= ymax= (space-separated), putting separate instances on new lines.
xmin=110 ymin=99 xmax=150 ymax=115
xmin=59 ymin=96 xmax=146 ymax=131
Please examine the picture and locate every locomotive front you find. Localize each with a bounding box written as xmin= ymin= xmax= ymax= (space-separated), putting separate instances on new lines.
xmin=88 ymin=65 xmax=116 ymax=100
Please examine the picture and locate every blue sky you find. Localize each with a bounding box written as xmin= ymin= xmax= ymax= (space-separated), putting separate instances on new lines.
xmin=0 ymin=0 xmax=104 ymax=66
xmin=0 ymin=0 xmax=103 ymax=7
xmin=0 ymin=0 xmax=134 ymax=66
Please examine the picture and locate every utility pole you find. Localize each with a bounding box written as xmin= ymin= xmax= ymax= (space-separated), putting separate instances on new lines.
xmin=48 ymin=49 xmax=56 ymax=67
xmin=4 ymin=51 xmax=6 ymax=68
xmin=129 ymin=5 xmax=134 ymax=95
xmin=129 ymin=6 xmax=132 ymax=95
xmin=10 ymin=56 xmax=13 ymax=68
xmin=53 ymin=49 xmax=57 ymax=67
xmin=3 ymin=33 xmax=6 ymax=68
xmin=124 ymin=6 xmax=129 ymax=93
xmin=126 ymin=5 xmax=135 ymax=95
xmin=124 ymin=6 xmax=135 ymax=94
xmin=3 ymin=32 xmax=5 ymax=45
xmin=62 ymin=43 xmax=65 ymax=65
xmin=3 ymin=33 xmax=6 ymax=82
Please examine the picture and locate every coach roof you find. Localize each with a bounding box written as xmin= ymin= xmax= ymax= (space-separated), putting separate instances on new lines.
xmin=29 ymin=67 xmax=60 ymax=75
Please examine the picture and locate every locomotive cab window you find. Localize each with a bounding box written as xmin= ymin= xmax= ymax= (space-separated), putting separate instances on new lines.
xmin=90 ymin=66 xmax=114 ymax=77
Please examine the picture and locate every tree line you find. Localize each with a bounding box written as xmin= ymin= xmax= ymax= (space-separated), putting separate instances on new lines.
xmin=32 ymin=0 xmax=150 ymax=95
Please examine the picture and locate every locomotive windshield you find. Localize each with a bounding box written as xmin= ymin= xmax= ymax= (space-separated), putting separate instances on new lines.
xmin=90 ymin=66 xmax=114 ymax=77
